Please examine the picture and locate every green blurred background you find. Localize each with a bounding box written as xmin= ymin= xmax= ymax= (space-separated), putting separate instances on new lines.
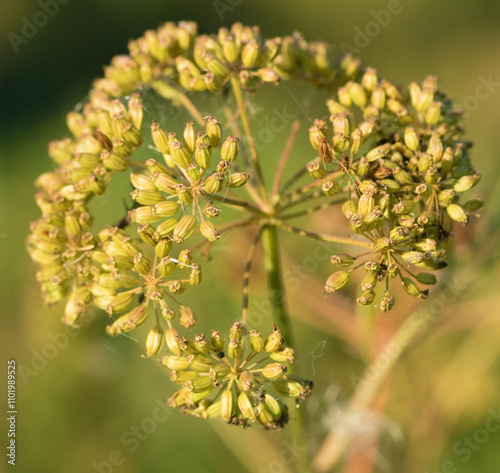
xmin=2 ymin=1 xmax=500 ymax=472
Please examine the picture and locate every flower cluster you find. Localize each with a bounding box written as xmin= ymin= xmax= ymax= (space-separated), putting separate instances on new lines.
xmin=164 ymin=321 xmax=312 ymax=429
xmin=306 ymin=71 xmax=481 ymax=310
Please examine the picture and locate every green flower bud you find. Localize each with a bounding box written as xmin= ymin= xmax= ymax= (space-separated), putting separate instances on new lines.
xmin=151 ymin=122 xmax=170 ymax=154
xmin=165 ymin=328 xmax=181 ymax=355
xmin=322 ymin=180 xmax=341 ymax=196
xmin=249 ymin=330 xmax=264 ymax=353
xmin=324 ymin=271 xmax=350 ymax=294
xmin=211 ymin=330 xmax=225 ymax=352
xmin=453 ymin=174 xmax=480 ymax=193
xmin=379 ymin=290 xmax=395 ymax=313
xmin=307 ymin=162 xmax=328 ymax=179
xmin=264 ymin=325 xmax=283 ymax=352
xmin=170 ymin=141 xmax=192 ymax=169
xmin=220 ymin=136 xmax=239 ymax=163
xmin=206 ymin=117 xmax=222 ymax=148
xmin=404 ymin=127 xmax=420 ymax=151
xmin=179 ymin=305 xmax=196 ymax=329
xmin=262 ymin=363 xmax=287 ymax=380
xmin=416 ymin=272 xmax=437 ymax=285
xmin=146 ymin=325 xmax=163 ymax=357
xmin=446 ymin=203 xmax=468 ymax=224
xmin=173 ymin=215 xmax=197 ymax=243
xmin=162 ymin=355 xmax=190 ymax=370
xmin=204 ymin=172 xmax=224 ymax=194
xmin=330 ymin=254 xmax=355 ymax=266
xmin=269 ymin=347 xmax=295 ymax=363
xmin=238 ymin=392 xmax=256 ymax=421
xmin=195 ymin=143 xmax=211 ymax=169
xmin=221 ymin=390 xmax=234 ymax=423
xmin=401 ymin=277 xmax=421 ymax=298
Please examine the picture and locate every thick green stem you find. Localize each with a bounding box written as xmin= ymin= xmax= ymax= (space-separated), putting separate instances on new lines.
xmin=261 ymin=224 xmax=312 ymax=473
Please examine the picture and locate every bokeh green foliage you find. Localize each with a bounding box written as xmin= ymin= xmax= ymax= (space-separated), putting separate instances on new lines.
xmin=1 ymin=1 xmax=500 ymax=472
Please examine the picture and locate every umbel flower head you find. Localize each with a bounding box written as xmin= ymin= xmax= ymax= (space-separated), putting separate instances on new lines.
xmin=27 ymin=20 xmax=479 ymax=427
xmin=164 ymin=321 xmax=311 ymax=429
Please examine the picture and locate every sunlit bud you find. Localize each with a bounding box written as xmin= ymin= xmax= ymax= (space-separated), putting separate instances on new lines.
xmin=238 ymin=370 xmax=255 ymax=391
xmin=145 ymin=325 xmax=163 ymax=358
xmin=203 ymin=204 xmax=220 ymax=218
xmin=150 ymin=172 xmax=178 ymax=194
xmin=426 ymin=134 xmax=443 ymax=162
xmin=366 ymin=143 xmax=390 ymax=162
xmin=241 ymin=40 xmax=260 ymax=67
xmin=317 ymin=138 xmax=334 ymax=163
xmin=162 ymin=355 xmax=190 ymax=371
xmin=194 ymin=143 xmax=211 ymax=169
xmin=199 ymin=220 xmax=219 ymax=242
xmin=202 ymin=117 xmax=221 ymax=149
xmin=170 ymin=141 xmax=192 ymax=169
xmin=424 ymin=166 xmax=438 ymax=185
xmin=346 ymin=82 xmax=367 ymax=107
xmin=179 ymin=258 xmax=197 ymax=282
xmin=132 ymin=252 xmax=150 ymax=275
xmin=262 ymin=363 xmax=287 ymax=380
xmin=331 ymin=113 xmax=349 ymax=137
xmin=154 ymin=238 xmax=173 ymax=259
xmin=355 ymin=157 xmax=369 ymax=177
xmin=181 ymin=121 xmax=197 ymax=154
xmin=440 ymin=146 xmax=454 ymax=173
xmin=422 ymin=75 xmax=438 ymax=92
xmin=206 ymin=55 xmax=229 ymax=78
xmin=342 ymin=200 xmax=357 ymax=219
xmin=130 ymin=172 xmax=156 ymax=190
xmin=229 ymin=172 xmax=250 ymax=188
xmin=307 ymin=162 xmax=327 ymax=179
xmin=438 ymin=189 xmax=455 ymax=207
xmin=401 ymin=277 xmax=421 ymax=298
xmin=204 ymin=172 xmax=224 ymax=194
xmin=228 ymin=338 xmax=242 ymax=359
xmin=425 ymin=101 xmax=442 ymax=125
xmin=322 ymin=180 xmax=341 ymax=196
xmin=446 ymin=203 xmax=468 ymax=224
xmin=270 ymin=347 xmax=295 ymax=363
xmin=165 ymin=328 xmax=181 ymax=355
xmin=453 ymin=174 xmax=480 ymax=193
xmin=392 ymin=167 xmax=414 ymax=185
xmin=221 ymin=390 xmax=234 ymax=423
xmin=121 ymin=122 xmax=143 ymax=147
xmin=350 ymin=129 xmax=363 ymax=156
xmin=265 ymin=325 xmax=283 ymax=352
xmin=179 ymin=305 xmax=196 ymax=329
xmin=105 ymin=292 xmax=134 ymax=315
xmin=238 ymin=392 xmax=256 ymax=421
xmin=332 ymin=132 xmax=348 ymax=152
xmin=173 ymin=215 xmax=197 ymax=243
xmin=379 ymin=290 xmax=395 ymax=313
xmin=309 ymin=119 xmax=328 ymax=150
xmin=325 ymin=271 xmax=350 ymax=294
xmin=370 ymin=85 xmax=386 ymax=110
xmin=191 ymin=334 xmax=210 ymax=354
xmin=229 ymin=321 xmax=244 ymax=341
xmin=326 ymin=98 xmax=347 ymax=115
xmin=249 ymin=330 xmax=264 ymax=353
xmin=99 ymin=150 xmax=126 ymax=172
xmin=174 ymin=184 xmax=193 ymax=205
xmin=257 ymin=67 xmax=280 ymax=84
xmin=357 ymin=291 xmax=375 ymax=306
xmin=417 ymin=153 xmax=433 ymax=174
xmin=130 ymin=189 xmax=165 ymax=205
xmin=404 ymin=127 xmax=419 ymax=151
xmin=221 ymin=136 xmax=239 ymax=163
xmin=210 ymin=330 xmax=225 ymax=352
xmin=357 ymin=193 xmax=375 ymax=216
xmin=361 ymin=67 xmax=378 ymax=92
xmin=463 ymin=197 xmax=484 ymax=212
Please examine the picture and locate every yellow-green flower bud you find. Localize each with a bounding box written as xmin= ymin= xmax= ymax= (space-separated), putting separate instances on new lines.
xmin=269 ymin=347 xmax=295 ymax=363
xmin=263 ymin=394 xmax=285 ymax=420
xmin=264 ymin=325 xmax=283 ymax=352
xmin=204 ymin=172 xmax=224 ymax=194
xmin=238 ymin=370 xmax=255 ymax=391
xmin=356 ymin=291 xmax=375 ymax=306
xmin=229 ymin=321 xmax=243 ymax=341
xmin=249 ymin=330 xmax=264 ymax=353
xmin=173 ymin=215 xmax=197 ymax=243
xmin=150 ymin=172 xmax=178 ymax=194
xmin=193 ymin=334 xmax=211 ymax=354
xmin=228 ymin=338 xmax=242 ymax=359
xmin=262 ymin=363 xmax=287 ymax=380
xmin=162 ymin=355 xmax=190 ymax=370
xmin=211 ymin=330 xmax=225 ymax=352
xmin=165 ymin=328 xmax=181 ymax=355
xmin=175 ymin=184 xmax=194 ymax=205
xmin=425 ymin=101 xmax=442 ymax=125
xmin=146 ymin=325 xmax=163 ymax=357
xmin=241 ymin=40 xmax=259 ymax=67
xmin=179 ymin=305 xmax=196 ymax=329
xmin=416 ymin=272 xmax=437 ymax=285
xmin=347 ymin=81 xmax=367 ymax=108
xmin=183 ymin=121 xmax=197 ymax=154
xmin=189 ymin=265 xmax=202 ymax=286
xmin=155 ymin=239 xmax=172 ymax=259
xmin=427 ymin=134 xmax=443 ymax=162
xmin=206 ymin=116 xmax=222 ymax=148
xmin=325 ymin=271 xmax=350 ymax=294
xmin=221 ymin=390 xmax=234 ymax=423
xmin=151 ymin=122 xmax=170 ymax=154
xmin=238 ymin=392 xmax=256 ymax=421
xmin=446 ymin=203 xmax=468 ymax=224
xmin=274 ymin=376 xmax=313 ymax=400
xmin=106 ymin=292 xmax=134 ymax=315
xmin=366 ymin=143 xmax=390 ymax=162
xmin=307 ymin=162 xmax=327 ymax=179
xmin=130 ymin=173 xmax=156 ymax=191
xmin=404 ymin=127 xmax=420 ymax=151
xmin=195 ymin=143 xmax=211 ymax=169
xmin=220 ymin=136 xmax=239 ymax=163
xmin=257 ymin=67 xmax=280 ymax=84
xmin=380 ymin=290 xmax=395 ymax=313
xmin=438 ymin=189 xmax=456 ymax=207
xmin=453 ymin=174 xmax=480 ymax=193
xmin=130 ymin=189 xmax=165 ymax=205
xmin=229 ymin=172 xmax=250 ymax=188
xmin=401 ymin=277 xmax=421 ymax=298
xmin=170 ymin=141 xmax=192 ymax=169
xmin=200 ymin=220 xmax=219 ymax=242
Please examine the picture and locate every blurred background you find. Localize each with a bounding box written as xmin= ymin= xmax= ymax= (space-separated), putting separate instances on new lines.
xmin=1 ymin=1 xmax=500 ymax=472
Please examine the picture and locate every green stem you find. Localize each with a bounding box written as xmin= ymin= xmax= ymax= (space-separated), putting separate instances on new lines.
xmin=261 ymin=224 xmax=312 ymax=473
xmin=312 ymin=313 xmax=431 ymax=472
